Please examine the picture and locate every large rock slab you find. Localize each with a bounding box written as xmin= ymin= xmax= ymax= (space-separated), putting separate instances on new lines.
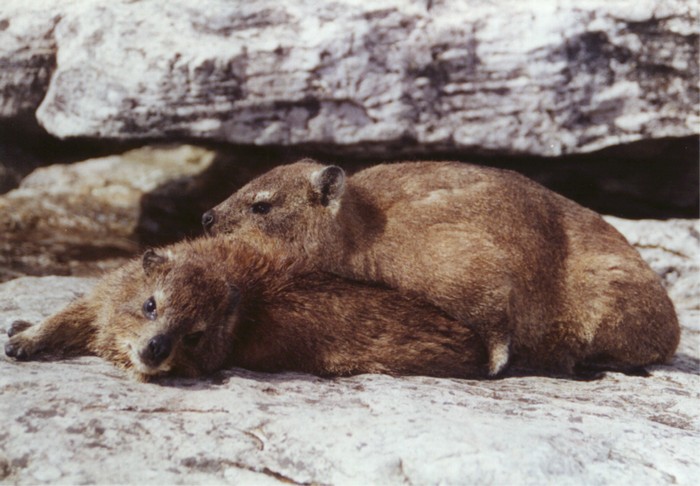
xmin=1 ymin=0 xmax=697 ymax=156
xmin=0 ymin=219 xmax=698 ymax=484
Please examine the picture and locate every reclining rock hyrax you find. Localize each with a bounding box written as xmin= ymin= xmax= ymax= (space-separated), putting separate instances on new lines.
xmin=202 ymin=160 xmax=680 ymax=376
xmin=5 ymin=236 xmax=489 ymax=381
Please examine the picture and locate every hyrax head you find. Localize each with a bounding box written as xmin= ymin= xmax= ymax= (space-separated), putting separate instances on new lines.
xmin=201 ymin=159 xmax=345 ymax=252
xmin=120 ymin=248 xmax=242 ymax=380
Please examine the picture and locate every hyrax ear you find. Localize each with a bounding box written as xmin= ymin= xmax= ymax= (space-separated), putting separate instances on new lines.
xmin=142 ymin=249 xmax=169 ymax=277
xmin=310 ymin=166 xmax=345 ymax=207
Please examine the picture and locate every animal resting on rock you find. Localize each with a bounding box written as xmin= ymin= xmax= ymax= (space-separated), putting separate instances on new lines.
xmin=5 ymin=236 xmax=491 ymax=381
xmin=5 ymin=161 xmax=679 ymax=381
xmin=203 ymin=160 xmax=680 ymax=376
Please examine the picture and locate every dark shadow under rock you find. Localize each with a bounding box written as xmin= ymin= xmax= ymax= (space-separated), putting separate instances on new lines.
xmin=0 ymin=135 xmax=697 ymax=282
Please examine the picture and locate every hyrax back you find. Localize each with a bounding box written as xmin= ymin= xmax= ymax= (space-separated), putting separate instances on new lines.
xmin=5 ymin=236 xmax=488 ymax=380
xmin=204 ymin=160 xmax=680 ymax=376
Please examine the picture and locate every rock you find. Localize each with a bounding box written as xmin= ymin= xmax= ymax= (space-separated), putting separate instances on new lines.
xmin=0 ymin=0 xmax=697 ymax=156
xmin=0 ymin=219 xmax=698 ymax=484
xmin=0 ymin=1 xmax=59 ymax=119
xmin=0 ymin=145 xmax=217 ymax=282
xmin=1 ymin=144 xmax=214 ymax=239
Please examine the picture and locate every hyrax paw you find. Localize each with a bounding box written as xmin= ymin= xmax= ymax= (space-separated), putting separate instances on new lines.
xmin=7 ymin=320 xmax=33 ymax=337
xmin=4 ymin=334 xmax=39 ymax=361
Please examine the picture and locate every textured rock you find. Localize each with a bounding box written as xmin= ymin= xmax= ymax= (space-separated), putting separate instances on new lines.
xmin=0 ymin=219 xmax=698 ymax=484
xmin=3 ymin=145 xmax=214 ymax=239
xmin=0 ymin=0 xmax=697 ymax=156
xmin=0 ymin=145 xmax=216 ymax=281
xmin=0 ymin=1 xmax=59 ymax=118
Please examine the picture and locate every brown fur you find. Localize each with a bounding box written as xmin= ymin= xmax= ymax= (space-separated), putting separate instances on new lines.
xmin=204 ymin=159 xmax=680 ymax=375
xmin=5 ymin=236 xmax=488 ymax=381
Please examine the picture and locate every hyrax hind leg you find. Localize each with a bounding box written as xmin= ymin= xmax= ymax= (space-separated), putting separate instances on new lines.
xmin=583 ymin=281 xmax=680 ymax=370
xmin=566 ymin=254 xmax=680 ymax=374
xmin=5 ymin=298 xmax=98 ymax=360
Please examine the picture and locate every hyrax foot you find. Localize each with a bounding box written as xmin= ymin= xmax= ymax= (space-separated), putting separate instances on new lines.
xmin=487 ymin=339 xmax=511 ymax=377
xmin=5 ymin=340 xmax=30 ymax=360
xmin=570 ymin=365 xmax=607 ymax=381
xmin=7 ymin=320 xmax=33 ymax=337
xmin=574 ymin=362 xmax=651 ymax=379
xmin=5 ymin=321 xmax=38 ymax=361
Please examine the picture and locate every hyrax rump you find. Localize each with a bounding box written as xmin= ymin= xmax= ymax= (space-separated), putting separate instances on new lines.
xmin=203 ymin=160 xmax=680 ymax=376
xmin=5 ymin=236 xmax=488 ymax=381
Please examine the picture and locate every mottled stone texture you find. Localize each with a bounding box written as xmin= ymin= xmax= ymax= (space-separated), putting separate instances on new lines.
xmin=0 ymin=0 xmax=697 ymax=155
xmin=0 ymin=146 xmax=217 ymax=282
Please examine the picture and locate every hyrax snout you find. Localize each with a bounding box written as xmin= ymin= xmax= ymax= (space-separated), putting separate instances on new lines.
xmin=204 ymin=159 xmax=680 ymax=376
xmin=141 ymin=334 xmax=172 ymax=367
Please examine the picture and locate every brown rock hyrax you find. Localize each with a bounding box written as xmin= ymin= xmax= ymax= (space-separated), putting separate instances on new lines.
xmin=202 ymin=160 xmax=680 ymax=376
xmin=5 ymin=236 xmax=488 ymax=381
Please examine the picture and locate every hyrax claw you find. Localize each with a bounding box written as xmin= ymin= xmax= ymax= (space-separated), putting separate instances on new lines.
xmin=8 ymin=320 xmax=33 ymax=337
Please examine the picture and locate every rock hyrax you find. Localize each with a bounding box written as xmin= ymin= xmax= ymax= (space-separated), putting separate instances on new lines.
xmin=5 ymin=236 xmax=488 ymax=381
xmin=203 ymin=160 xmax=680 ymax=375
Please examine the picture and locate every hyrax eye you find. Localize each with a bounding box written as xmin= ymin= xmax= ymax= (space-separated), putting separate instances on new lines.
xmin=250 ymin=202 xmax=272 ymax=215
xmin=142 ymin=297 xmax=157 ymax=320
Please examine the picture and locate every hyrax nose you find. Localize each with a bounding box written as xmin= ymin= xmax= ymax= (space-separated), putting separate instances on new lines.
xmin=141 ymin=334 xmax=173 ymax=367
xmin=201 ymin=210 xmax=216 ymax=233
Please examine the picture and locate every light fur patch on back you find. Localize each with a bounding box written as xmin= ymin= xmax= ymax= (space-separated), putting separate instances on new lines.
xmin=415 ymin=189 xmax=465 ymax=205
xmin=253 ymin=190 xmax=273 ymax=202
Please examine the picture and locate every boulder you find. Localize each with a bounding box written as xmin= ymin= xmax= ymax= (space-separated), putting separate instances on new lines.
xmin=0 ymin=0 xmax=697 ymax=156
xmin=0 ymin=145 xmax=216 ymax=281
xmin=0 ymin=218 xmax=698 ymax=484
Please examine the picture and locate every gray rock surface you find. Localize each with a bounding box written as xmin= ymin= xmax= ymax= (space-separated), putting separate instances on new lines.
xmin=1 ymin=0 xmax=697 ymax=156
xmin=0 ymin=219 xmax=698 ymax=484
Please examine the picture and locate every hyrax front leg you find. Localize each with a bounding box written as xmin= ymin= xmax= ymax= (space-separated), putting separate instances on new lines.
xmin=485 ymin=332 xmax=511 ymax=377
xmin=473 ymin=316 xmax=512 ymax=377
xmin=5 ymin=298 xmax=98 ymax=360
xmin=443 ymin=276 xmax=515 ymax=377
